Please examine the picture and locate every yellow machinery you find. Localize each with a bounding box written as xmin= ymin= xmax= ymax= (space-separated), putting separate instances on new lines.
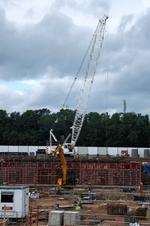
xmin=52 ymin=145 xmax=68 ymax=188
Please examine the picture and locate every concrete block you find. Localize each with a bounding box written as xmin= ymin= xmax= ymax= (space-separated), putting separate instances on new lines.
xmin=48 ymin=210 xmax=64 ymax=226
xmin=64 ymin=211 xmax=80 ymax=225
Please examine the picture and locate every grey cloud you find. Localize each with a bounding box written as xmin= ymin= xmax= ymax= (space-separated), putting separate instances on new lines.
xmin=0 ymin=7 xmax=92 ymax=80
xmin=118 ymin=15 xmax=133 ymax=32
xmin=52 ymin=0 xmax=109 ymax=16
xmin=0 ymin=1 xmax=150 ymax=114
xmin=0 ymin=0 xmax=109 ymax=81
xmin=96 ymin=10 xmax=150 ymax=113
xmin=0 ymin=87 xmax=24 ymax=111
xmin=111 ymin=13 xmax=150 ymax=95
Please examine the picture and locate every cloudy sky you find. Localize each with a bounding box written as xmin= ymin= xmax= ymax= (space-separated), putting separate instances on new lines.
xmin=0 ymin=0 xmax=150 ymax=114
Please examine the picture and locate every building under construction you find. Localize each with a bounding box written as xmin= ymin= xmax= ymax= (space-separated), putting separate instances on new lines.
xmin=0 ymin=154 xmax=148 ymax=187
xmin=0 ymin=144 xmax=149 ymax=187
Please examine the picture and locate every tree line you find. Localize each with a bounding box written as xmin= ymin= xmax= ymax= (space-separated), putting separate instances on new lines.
xmin=0 ymin=108 xmax=150 ymax=147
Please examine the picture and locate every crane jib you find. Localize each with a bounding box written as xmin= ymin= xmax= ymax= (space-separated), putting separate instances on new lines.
xmin=71 ymin=16 xmax=108 ymax=146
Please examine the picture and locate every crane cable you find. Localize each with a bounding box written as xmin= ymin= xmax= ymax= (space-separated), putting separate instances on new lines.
xmin=62 ymin=21 xmax=101 ymax=109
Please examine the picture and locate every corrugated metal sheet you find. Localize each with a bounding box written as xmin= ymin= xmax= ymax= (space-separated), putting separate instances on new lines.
xmin=18 ymin=146 xmax=29 ymax=153
xmin=0 ymin=146 xmax=8 ymax=152
xmin=88 ymin=147 xmax=97 ymax=155
xmin=77 ymin=147 xmax=88 ymax=155
xmin=8 ymin=146 xmax=19 ymax=152
xmin=0 ymin=146 xmax=149 ymax=158
xmin=97 ymin=147 xmax=107 ymax=155
xmin=28 ymin=146 xmax=37 ymax=154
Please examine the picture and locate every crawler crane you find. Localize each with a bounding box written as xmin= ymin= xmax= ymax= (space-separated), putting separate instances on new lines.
xmin=53 ymin=16 xmax=108 ymax=188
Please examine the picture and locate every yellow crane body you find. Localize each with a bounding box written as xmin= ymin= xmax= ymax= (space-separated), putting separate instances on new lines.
xmin=53 ymin=145 xmax=68 ymax=186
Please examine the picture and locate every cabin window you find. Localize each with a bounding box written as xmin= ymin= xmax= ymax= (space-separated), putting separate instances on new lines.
xmin=1 ymin=192 xmax=14 ymax=203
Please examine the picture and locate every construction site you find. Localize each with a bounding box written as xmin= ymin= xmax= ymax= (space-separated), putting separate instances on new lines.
xmin=0 ymin=151 xmax=149 ymax=226
xmin=0 ymin=14 xmax=150 ymax=226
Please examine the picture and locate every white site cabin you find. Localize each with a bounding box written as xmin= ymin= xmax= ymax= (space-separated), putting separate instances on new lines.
xmin=0 ymin=186 xmax=29 ymax=219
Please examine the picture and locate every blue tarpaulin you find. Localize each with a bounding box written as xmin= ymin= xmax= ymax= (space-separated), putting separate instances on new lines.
xmin=144 ymin=164 xmax=150 ymax=176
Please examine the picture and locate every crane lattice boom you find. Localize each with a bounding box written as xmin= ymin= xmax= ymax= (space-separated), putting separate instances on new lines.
xmin=71 ymin=16 xmax=108 ymax=146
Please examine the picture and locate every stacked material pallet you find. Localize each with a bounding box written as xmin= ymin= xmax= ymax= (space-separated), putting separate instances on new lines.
xmin=135 ymin=207 xmax=147 ymax=218
xmin=107 ymin=204 xmax=128 ymax=215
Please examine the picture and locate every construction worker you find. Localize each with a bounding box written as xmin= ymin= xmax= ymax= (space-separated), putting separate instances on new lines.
xmin=56 ymin=177 xmax=63 ymax=194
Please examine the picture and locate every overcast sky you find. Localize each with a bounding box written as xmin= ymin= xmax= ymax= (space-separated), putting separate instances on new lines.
xmin=0 ymin=0 xmax=150 ymax=114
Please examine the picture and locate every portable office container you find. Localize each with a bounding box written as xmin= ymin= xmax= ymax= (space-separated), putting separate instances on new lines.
xmin=0 ymin=186 xmax=29 ymax=219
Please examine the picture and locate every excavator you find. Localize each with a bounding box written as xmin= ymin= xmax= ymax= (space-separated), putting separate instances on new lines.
xmin=52 ymin=16 xmax=108 ymax=190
